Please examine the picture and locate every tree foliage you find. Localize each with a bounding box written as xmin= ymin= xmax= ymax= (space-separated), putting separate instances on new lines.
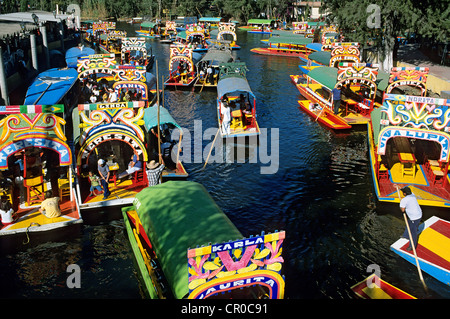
xmin=322 ymin=0 xmax=448 ymax=70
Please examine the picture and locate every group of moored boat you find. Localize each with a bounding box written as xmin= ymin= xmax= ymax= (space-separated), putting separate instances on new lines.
xmin=254 ymin=22 xmax=449 ymax=298
xmin=0 ymin=18 xmax=282 ymax=300
xmin=1 ymin=17 xmax=448 ymax=300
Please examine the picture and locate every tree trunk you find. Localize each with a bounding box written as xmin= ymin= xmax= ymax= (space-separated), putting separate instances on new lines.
xmin=379 ymin=18 xmax=396 ymax=73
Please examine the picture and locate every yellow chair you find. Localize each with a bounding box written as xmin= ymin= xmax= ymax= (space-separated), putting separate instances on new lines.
xmin=23 ymin=175 xmax=45 ymax=206
xmin=58 ymin=178 xmax=71 ymax=199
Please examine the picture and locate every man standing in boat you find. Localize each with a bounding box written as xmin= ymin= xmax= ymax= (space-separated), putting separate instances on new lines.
xmin=331 ymin=86 xmax=341 ymax=114
xmin=397 ymin=185 xmax=422 ymax=251
xmin=98 ymin=159 xmax=111 ymax=200
xmin=146 ymin=159 xmax=165 ymax=187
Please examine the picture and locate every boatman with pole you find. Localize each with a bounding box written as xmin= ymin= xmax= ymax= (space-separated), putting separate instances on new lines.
xmin=397 ymin=185 xmax=422 ymax=251
xmin=331 ymin=86 xmax=341 ymax=114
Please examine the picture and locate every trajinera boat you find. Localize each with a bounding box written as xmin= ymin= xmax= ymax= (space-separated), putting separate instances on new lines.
xmin=243 ymin=19 xmax=274 ymax=34
xmin=291 ymin=42 xmax=389 ymax=130
xmin=0 ymin=102 xmax=81 ymax=236
xmin=120 ymin=37 xmax=155 ymax=72
xmin=217 ymin=62 xmax=260 ymax=138
xmin=73 ymin=53 xmax=156 ymax=210
xmin=142 ymin=106 xmax=188 ymax=178
xmin=164 ymin=45 xmax=202 ymax=87
xmin=174 ymin=24 xmax=209 ymax=52
xmin=122 ymin=180 xmax=285 ymax=299
xmin=98 ymin=30 xmax=127 ymax=56
xmin=351 ymin=274 xmax=416 ymax=299
xmin=208 ymin=22 xmax=240 ymax=50
xmin=391 ymin=216 xmax=450 ymax=285
xmin=135 ymin=21 xmax=162 ymax=38
xmin=368 ymin=66 xmax=450 ymax=207
xmin=159 ymin=21 xmax=177 ymax=43
xmin=195 ymin=44 xmax=234 ymax=89
xmin=251 ymin=35 xmax=313 ymax=58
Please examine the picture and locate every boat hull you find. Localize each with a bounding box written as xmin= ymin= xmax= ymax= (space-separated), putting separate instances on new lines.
xmin=298 ymin=100 xmax=351 ymax=130
xmin=391 ymin=216 xmax=450 ymax=286
xmin=251 ymin=47 xmax=309 ymax=59
xmin=351 ymin=274 xmax=416 ymax=299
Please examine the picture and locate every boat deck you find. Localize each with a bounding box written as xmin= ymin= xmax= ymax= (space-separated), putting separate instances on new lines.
xmin=0 ymin=188 xmax=81 ymax=236
xmin=378 ymin=162 xmax=450 ymax=206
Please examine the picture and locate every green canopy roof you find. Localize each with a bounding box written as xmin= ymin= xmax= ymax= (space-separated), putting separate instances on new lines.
xmin=307 ymin=66 xmax=338 ymax=89
xmin=199 ymin=17 xmax=223 ymax=22
xmin=308 ymin=65 xmax=390 ymax=91
xmin=308 ymin=51 xmax=331 ymax=66
xmin=130 ymin=181 xmax=243 ymax=299
xmin=267 ymin=36 xmax=312 ymax=45
xmin=143 ymin=106 xmax=181 ymax=130
xmin=247 ymin=19 xmax=273 ymax=25
xmin=141 ymin=21 xmax=156 ymax=28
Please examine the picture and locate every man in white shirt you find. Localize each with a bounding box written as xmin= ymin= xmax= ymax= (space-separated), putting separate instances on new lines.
xmin=398 ymin=186 xmax=422 ymax=251
xmin=108 ymin=88 xmax=118 ymax=103
xmin=221 ymin=101 xmax=231 ymax=135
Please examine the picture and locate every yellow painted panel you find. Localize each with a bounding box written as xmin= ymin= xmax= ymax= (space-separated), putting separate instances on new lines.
xmin=8 ymin=210 xmax=71 ymax=230
xmin=390 ymin=163 xmax=428 ymax=186
xmin=361 ymin=286 xmax=393 ymax=299
xmin=419 ymin=228 xmax=450 ymax=262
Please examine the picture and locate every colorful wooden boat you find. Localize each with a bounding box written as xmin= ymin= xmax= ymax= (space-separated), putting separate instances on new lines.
xmin=292 ymin=21 xmax=308 ymax=34
xmin=164 ymin=46 xmax=201 ymax=88
xmin=217 ymin=62 xmax=260 ymax=138
xmin=351 ymin=274 xmax=416 ymax=299
xmin=368 ymin=67 xmax=450 ymax=208
xmin=244 ymin=19 xmax=274 ymax=34
xmin=391 ymin=216 xmax=450 ymax=285
xmin=142 ymin=106 xmax=188 ymax=178
xmin=297 ymin=99 xmax=351 ymax=130
xmin=251 ymin=36 xmax=313 ymax=58
xmin=291 ymin=58 xmax=387 ymax=129
xmin=98 ymin=30 xmax=127 ymax=56
xmin=207 ymin=22 xmax=240 ymax=50
xmin=0 ymin=103 xmax=82 ymax=236
xmin=74 ymin=54 xmax=154 ymax=210
xmin=174 ymin=24 xmax=209 ymax=52
xmin=135 ymin=21 xmax=162 ymax=38
xmin=159 ymin=21 xmax=177 ymax=43
xmin=120 ymin=37 xmax=155 ymax=71
xmin=194 ymin=45 xmax=234 ymax=89
xmin=122 ymin=180 xmax=285 ymax=299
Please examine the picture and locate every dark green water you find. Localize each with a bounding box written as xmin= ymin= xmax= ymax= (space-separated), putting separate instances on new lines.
xmin=0 ymin=22 xmax=449 ymax=300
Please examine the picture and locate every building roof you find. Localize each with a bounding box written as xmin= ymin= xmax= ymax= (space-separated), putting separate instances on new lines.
xmin=0 ymin=21 xmax=38 ymax=39
xmin=0 ymin=10 xmax=71 ymax=39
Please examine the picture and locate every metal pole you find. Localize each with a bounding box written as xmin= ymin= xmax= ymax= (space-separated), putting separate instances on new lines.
xmin=0 ymin=46 xmax=10 ymax=105
xmin=59 ymin=21 xmax=65 ymax=52
xmin=40 ymin=24 xmax=50 ymax=70
xmin=30 ymin=33 xmax=39 ymax=72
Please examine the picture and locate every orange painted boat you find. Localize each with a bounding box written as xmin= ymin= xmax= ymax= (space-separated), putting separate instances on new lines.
xmin=297 ymin=100 xmax=351 ymax=130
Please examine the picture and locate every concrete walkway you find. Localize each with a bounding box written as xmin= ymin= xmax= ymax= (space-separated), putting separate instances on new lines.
xmin=396 ymin=43 xmax=450 ymax=96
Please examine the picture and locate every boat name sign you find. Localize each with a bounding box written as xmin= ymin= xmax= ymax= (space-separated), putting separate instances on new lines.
xmin=378 ymin=127 xmax=450 ymax=161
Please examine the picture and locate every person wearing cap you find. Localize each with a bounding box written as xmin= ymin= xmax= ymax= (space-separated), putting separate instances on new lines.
xmin=397 ymin=185 xmax=422 ymax=251
xmin=145 ymin=159 xmax=165 ymax=187
xmin=98 ymin=159 xmax=111 ymax=199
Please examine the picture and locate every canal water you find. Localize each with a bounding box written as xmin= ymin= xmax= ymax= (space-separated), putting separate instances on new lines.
xmin=0 ymin=22 xmax=449 ymax=300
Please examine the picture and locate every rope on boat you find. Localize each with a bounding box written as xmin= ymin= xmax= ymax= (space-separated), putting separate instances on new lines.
xmin=23 ymin=222 xmax=41 ymax=245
